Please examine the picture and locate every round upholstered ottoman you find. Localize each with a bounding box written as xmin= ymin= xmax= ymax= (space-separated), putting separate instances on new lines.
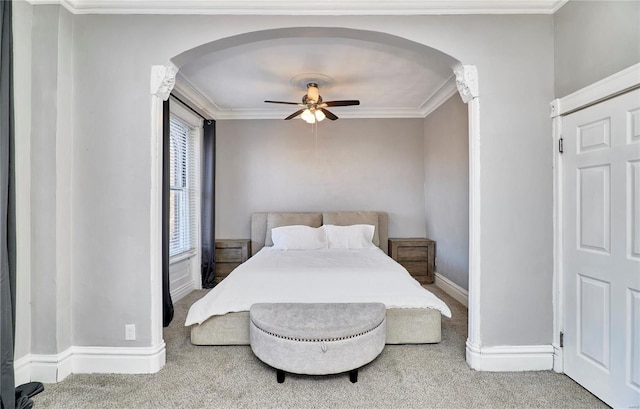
xmin=249 ymin=302 xmax=386 ymax=383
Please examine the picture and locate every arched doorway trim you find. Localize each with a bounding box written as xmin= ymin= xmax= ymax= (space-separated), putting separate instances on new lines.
xmin=149 ymin=32 xmax=481 ymax=369
xmin=454 ymin=65 xmax=483 ymax=366
xmin=149 ymin=64 xmax=178 ymax=349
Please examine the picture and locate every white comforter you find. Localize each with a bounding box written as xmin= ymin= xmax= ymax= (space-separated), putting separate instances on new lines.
xmin=185 ymin=247 xmax=452 ymax=326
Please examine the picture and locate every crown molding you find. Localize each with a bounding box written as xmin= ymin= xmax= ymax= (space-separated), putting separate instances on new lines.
xmin=419 ymin=75 xmax=458 ymax=117
xmin=172 ymin=73 xmax=221 ymax=120
xmin=213 ymin=107 xmax=430 ymax=120
xmin=26 ymin=0 xmax=569 ymax=15
xmin=173 ymin=73 xmax=456 ymax=120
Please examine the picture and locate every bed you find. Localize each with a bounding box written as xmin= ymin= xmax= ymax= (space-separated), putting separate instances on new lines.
xmin=186 ymin=211 xmax=451 ymax=345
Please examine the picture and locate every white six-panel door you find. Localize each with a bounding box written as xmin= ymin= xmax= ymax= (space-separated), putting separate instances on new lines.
xmin=562 ymin=88 xmax=640 ymax=408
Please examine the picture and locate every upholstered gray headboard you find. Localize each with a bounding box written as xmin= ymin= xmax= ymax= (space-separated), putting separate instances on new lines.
xmin=251 ymin=211 xmax=389 ymax=256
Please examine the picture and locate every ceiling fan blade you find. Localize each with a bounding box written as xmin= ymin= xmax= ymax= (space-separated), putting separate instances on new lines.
xmin=322 ymin=100 xmax=360 ymax=107
xmin=320 ymin=108 xmax=338 ymax=121
xmin=284 ymin=109 xmax=305 ymax=120
xmin=265 ymin=100 xmax=304 ymax=106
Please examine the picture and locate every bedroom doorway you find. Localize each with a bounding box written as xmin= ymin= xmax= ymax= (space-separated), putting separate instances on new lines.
xmin=151 ymin=28 xmax=481 ymax=368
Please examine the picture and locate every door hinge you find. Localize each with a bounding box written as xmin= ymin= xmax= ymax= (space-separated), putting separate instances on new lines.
xmin=558 ymin=137 xmax=564 ymax=154
xmin=559 ymin=332 xmax=564 ymax=348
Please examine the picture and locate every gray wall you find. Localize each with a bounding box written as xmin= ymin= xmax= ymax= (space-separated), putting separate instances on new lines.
xmin=216 ymin=118 xmax=427 ymax=240
xmin=14 ymin=10 xmax=555 ymax=351
xmin=554 ymin=0 xmax=640 ymax=97
xmin=424 ymin=94 xmax=469 ymax=291
xmin=13 ymin=0 xmax=33 ymax=363
xmin=28 ymin=4 xmax=74 ymax=355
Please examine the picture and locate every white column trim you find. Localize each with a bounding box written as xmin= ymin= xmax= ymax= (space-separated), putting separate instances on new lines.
xmin=149 ymin=64 xmax=177 ymax=352
xmin=454 ymin=64 xmax=479 ymax=103
xmin=453 ymin=64 xmax=483 ymax=368
xmin=150 ymin=63 xmax=178 ymax=100
xmin=550 ymin=64 xmax=640 ymax=374
xmin=467 ymin=98 xmax=482 ymax=358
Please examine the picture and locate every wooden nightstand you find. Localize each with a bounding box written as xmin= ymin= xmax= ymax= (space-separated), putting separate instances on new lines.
xmin=214 ymin=239 xmax=251 ymax=284
xmin=388 ymin=238 xmax=435 ymax=284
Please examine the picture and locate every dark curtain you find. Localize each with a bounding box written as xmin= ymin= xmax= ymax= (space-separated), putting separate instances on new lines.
xmin=0 ymin=0 xmax=16 ymax=407
xmin=201 ymin=120 xmax=216 ymax=288
xmin=161 ymin=100 xmax=174 ymax=327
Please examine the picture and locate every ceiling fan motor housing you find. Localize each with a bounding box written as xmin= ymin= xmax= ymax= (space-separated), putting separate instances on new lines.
xmin=306 ymin=82 xmax=320 ymax=103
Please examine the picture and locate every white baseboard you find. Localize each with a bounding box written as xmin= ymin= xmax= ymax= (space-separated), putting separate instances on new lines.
xmin=435 ymin=272 xmax=469 ymax=307
xmin=29 ymin=348 xmax=74 ymax=383
xmin=19 ymin=343 xmax=166 ymax=383
xmin=171 ymin=280 xmax=195 ymax=302
xmin=73 ymin=343 xmax=166 ymax=375
xmin=466 ymin=340 xmax=554 ymax=371
xmin=14 ymin=354 xmax=32 ymax=386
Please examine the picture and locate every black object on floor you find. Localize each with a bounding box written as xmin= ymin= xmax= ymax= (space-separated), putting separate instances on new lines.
xmin=274 ymin=369 xmax=359 ymax=383
xmin=11 ymin=382 xmax=44 ymax=409
xmin=15 ymin=382 xmax=44 ymax=400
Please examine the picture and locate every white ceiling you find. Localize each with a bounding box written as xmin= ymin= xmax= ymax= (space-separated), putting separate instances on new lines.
xmin=178 ymin=37 xmax=458 ymax=120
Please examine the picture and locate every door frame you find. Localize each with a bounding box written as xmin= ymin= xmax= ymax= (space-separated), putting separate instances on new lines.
xmin=550 ymin=63 xmax=640 ymax=373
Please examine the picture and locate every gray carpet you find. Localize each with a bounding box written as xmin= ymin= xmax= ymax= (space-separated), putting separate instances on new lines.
xmin=33 ymin=285 xmax=606 ymax=408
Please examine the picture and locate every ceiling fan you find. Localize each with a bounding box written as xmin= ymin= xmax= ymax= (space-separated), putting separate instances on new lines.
xmin=265 ymin=82 xmax=360 ymax=123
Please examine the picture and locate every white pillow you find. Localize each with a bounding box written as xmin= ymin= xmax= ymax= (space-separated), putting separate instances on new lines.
xmin=271 ymin=225 xmax=327 ymax=250
xmin=324 ymin=224 xmax=376 ymax=249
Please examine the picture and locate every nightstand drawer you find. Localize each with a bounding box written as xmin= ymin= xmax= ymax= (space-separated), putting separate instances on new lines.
xmin=402 ymin=261 xmax=428 ymax=276
xmin=215 ymin=247 xmax=243 ymax=263
xmin=396 ymin=246 xmax=429 ymax=261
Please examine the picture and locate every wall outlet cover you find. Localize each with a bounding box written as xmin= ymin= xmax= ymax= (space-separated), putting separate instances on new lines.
xmin=125 ymin=324 xmax=136 ymax=341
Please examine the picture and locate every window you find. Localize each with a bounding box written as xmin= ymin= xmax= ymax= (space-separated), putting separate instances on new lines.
xmin=169 ymin=105 xmax=200 ymax=258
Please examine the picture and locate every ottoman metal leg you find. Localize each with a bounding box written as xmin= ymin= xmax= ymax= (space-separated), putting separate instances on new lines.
xmin=277 ymin=369 xmax=285 ymax=383
xmin=349 ymin=369 xmax=358 ymax=383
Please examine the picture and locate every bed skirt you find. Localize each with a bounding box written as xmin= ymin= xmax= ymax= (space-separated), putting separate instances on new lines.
xmin=191 ymin=307 xmax=442 ymax=345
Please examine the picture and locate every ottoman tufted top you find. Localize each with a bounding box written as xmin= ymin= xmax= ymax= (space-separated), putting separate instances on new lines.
xmin=249 ymin=303 xmax=386 ymax=341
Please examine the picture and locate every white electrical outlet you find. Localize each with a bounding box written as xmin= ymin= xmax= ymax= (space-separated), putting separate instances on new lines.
xmin=125 ymin=324 xmax=136 ymax=341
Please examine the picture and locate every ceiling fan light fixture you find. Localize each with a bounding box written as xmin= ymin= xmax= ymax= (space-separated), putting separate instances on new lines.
xmin=301 ymin=108 xmax=315 ymax=123
xmin=314 ymin=109 xmax=325 ymax=122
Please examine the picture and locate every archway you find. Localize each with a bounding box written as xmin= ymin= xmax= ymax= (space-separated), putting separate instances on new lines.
xmin=149 ymin=27 xmax=481 ymax=367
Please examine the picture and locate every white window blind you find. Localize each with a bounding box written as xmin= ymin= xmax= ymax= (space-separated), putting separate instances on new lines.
xmin=169 ymin=115 xmax=197 ymax=258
